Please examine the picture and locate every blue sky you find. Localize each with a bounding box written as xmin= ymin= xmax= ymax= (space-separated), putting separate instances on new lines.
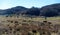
xmin=0 ymin=0 xmax=60 ymax=9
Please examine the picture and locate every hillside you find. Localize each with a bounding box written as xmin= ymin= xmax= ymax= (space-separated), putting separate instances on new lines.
xmin=40 ymin=3 xmax=60 ymax=17
xmin=0 ymin=3 xmax=60 ymax=17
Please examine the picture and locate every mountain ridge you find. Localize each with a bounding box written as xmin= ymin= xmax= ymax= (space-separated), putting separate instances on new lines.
xmin=0 ymin=3 xmax=60 ymax=17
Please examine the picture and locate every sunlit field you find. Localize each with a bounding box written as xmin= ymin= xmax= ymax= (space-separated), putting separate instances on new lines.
xmin=0 ymin=15 xmax=60 ymax=35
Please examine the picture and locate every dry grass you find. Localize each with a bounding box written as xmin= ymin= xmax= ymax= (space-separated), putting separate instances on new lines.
xmin=0 ymin=15 xmax=60 ymax=35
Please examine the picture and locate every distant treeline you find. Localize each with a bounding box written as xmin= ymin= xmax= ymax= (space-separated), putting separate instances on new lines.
xmin=0 ymin=3 xmax=60 ymax=17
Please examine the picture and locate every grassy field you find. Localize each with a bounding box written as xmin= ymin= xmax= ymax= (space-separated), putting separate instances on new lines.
xmin=0 ymin=15 xmax=60 ymax=35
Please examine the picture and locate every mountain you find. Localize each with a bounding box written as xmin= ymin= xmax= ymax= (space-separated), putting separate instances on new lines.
xmin=25 ymin=7 xmax=40 ymax=16
xmin=0 ymin=6 xmax=40 ymax=16
xmin=0 ymin=3 xmax=60 ymax=17
xmin=5 ymin=6 xmax=28 ymax=15
xmin=40 ymin=3 xmax=60 ymax=17
xmin=0 ymin=6 xmax=28 ymax=15
xmin=0 ymin=10 xmax=6 ymax=15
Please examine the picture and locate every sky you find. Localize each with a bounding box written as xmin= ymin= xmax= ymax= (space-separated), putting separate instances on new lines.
xmin=0 ymin=0 xmax=60 ymax=9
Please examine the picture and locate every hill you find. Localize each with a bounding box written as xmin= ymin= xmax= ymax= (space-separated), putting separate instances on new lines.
xmin=0 ymin=3 xmax=60 ymax=17
xmin=40 ymin=3 xmax=60 ymax=17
